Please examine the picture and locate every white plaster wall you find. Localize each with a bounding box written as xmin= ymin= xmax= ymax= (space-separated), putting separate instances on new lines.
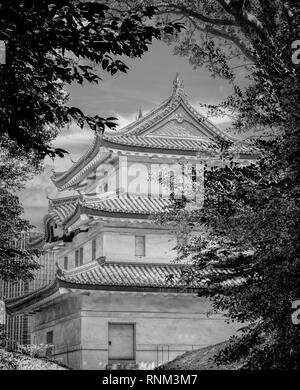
xmin=29 ymin=291 xmax=240 ymax=370
xmin=58 ymin=226 xmax=103 ymax=269
xmin=31 ymin=294 xmax=83 ymax=369
xmin=80 ymin=291 xmax=240 ymax=370
xmin=57 ymin=223 xmax=178 ymax=268
xmin=103 ymin=231 xmax=177 ymax=263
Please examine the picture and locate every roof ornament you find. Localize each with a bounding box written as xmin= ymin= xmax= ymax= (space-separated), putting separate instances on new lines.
xmin=175 ymin=113 xmax=184 ymax=123
xmin=172 ymin=72 xmax=186 ymax=98
xmin=136 ymin=108 xmax=143 ymax=120
xmin=96 ymin=256 xmax=106 ymax=265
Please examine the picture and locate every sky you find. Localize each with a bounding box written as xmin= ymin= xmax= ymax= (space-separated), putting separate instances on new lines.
xmin=18 ymin=40 xmax=249 ymax=230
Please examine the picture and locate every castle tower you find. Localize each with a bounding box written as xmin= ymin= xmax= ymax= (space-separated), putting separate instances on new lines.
xmin=5 ymin=75 xmax=256 ymax=369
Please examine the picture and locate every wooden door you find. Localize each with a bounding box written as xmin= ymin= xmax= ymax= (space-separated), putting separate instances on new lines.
xmin=108 ymin=323 xmax=135 ymax=361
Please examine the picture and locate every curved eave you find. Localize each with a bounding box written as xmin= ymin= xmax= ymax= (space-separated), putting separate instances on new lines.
xmin=53 ymin=137 xmax=257 ymax=192
xmin=58 ymin=279 xmax=199 ymax=295
xmin=51 ymin=133 xmax=101 ymax=189
xmin=43 ymin=212 xmax=70 ymax=244
xmin=103 ymin=138 xmax=258 ymax=159
xmin=5 ymin=279 xmax=60 ymax=316
xmin=64 ymin=204 xmax=154 ymax=230
xmin=81 ymin=205 xmax=153 ymax=220
xmin=27 ymin=235 xmax=46 ymax=249
xmin=44 ymin=214 xmax=55 ymax=242
xmin=48 ymin=195 xmax=79 ymax=206
xmin=57 ymin=138 xmax=215 ymax=192
xmin=5 ymin=277 xmax=198 ymax=316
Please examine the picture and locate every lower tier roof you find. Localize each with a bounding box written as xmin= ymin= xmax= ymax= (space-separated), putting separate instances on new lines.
xmin=5 ymin=259 xmax=243 ymax=315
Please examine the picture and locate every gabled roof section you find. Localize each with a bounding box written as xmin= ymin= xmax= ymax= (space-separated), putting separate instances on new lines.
xmin=103 ymin=73 xmax=232 ymax=141
xmin=51 ymin=74 xmax=257 ymax=191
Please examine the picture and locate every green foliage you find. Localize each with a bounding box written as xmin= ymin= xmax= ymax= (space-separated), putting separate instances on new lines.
xmin=0 ymin=147 xmax=40 ymax=281
xmin=0 ymin=347 xmax=68 ymax=370
xmin=0 ymin=325 xmax=6 ymax=343
xmin=155 ymin=0 xmax=300 ymax=369
xmin=17 ymin=343 xmax=53 ymax=358
xmin=0 ymin=0 xmax=183 ymax=161
xmin=111 ymin=0 xmax=278 ymax=77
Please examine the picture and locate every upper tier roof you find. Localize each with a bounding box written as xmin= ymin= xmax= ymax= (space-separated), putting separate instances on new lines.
xmin=52 ymin=74 xmax=257 ymax=191
xmin=48 ymin=194 xmax=173 ymax=228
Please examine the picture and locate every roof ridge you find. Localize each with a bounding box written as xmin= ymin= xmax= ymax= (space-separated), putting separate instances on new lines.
xmin=103 ymin=261 xmax=184 ymax=268
xmin=104 ymin=74 xmax=187 ymax=137
xmin=60 ymin=259 xmax=185 ymax=280
xmin=105 ymin=97 xmax=171 ymax=136
xmin=60 ymin=259 xmax=103 ymax=277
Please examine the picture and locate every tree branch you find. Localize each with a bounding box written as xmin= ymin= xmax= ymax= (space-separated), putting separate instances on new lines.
xmin=185 ymin=15 xmax=256 ymax=62
xmin=155 ymin=1 xmax=257 ymax=61
xmin=156 ymin=2 xmax=238 ymax=27
xmin=217 ymin=0 xmax=268 ymax=41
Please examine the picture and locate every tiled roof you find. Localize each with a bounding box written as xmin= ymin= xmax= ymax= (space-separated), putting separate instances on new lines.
xmin=82 ymin=196 xmax=172 ymax=216
xmin=51 ymin=195 xmax=173 ymax=226
xmin=58 ymin=261 xmax=190 ymax=289
xmin=58 ymin=260 xmax=241 ymax=290
xmin=48 ymin=196 xmax=79 ymax=224
xmin=5 ymin=260 xmax=244 ymax=315
xmin=51 ymin=75 xmax=257 ymax=191
xmin=27 ymin=233 xmax=45 ymax=249
xmin=103 ymin=135 xmax=256 ymax=155
xmin=4 ymin=261 xmax=198 ymax=315
xmin=103 ymin=135 xmax=214 ymax=152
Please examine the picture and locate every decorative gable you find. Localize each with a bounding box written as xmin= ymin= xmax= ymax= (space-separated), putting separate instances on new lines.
xmin=144 ymin=106 xmax=213 ymax=139
xmin=146 ymin=121 xmax=203 ymax=138
xmin=51 ymin=73 xmax=254 ymax=192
